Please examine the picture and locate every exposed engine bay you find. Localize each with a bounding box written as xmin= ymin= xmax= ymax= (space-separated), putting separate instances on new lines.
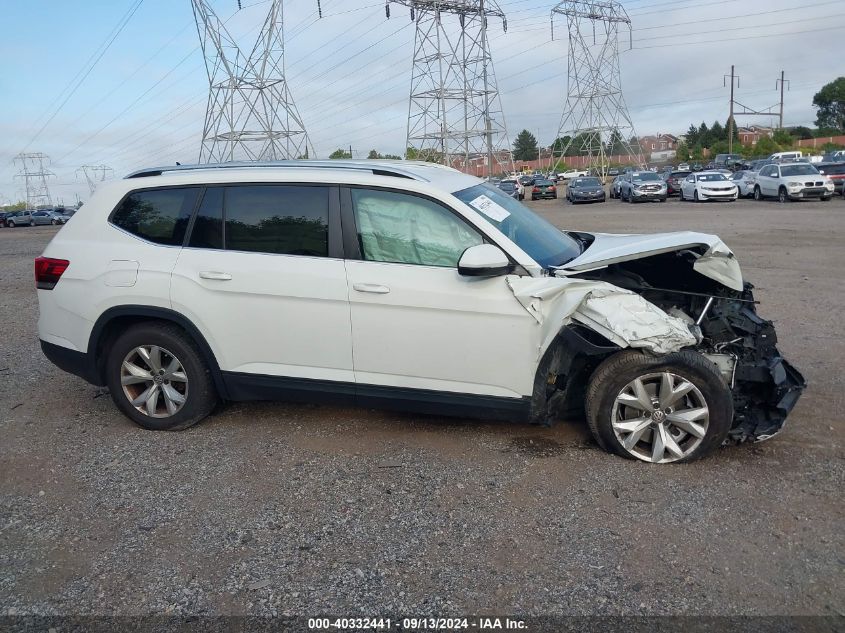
xmin=568 ymin=246 xmax=806 ymax=442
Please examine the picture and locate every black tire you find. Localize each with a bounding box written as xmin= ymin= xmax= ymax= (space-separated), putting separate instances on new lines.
xmin=821 ymin=195 xmax=831 ymax=202
xmin=105 ymin=322 xmax=218 ymax=431
xmin=30 ymin=220 xmax=35 ymax=226
xmin=778 ymin=187 xmax=788 ymax=203
xmin=51 ymin=219 xmax=58 ymax=225
xmin=8 ymin=221 xmax=15 ymax=228
xmin=585 ymin=350 xmax=733 ymax=464
xmin=754 ymin=185 xmax=763 ymax=201
xmin=693 ymin=190 xmax=700 ymax=202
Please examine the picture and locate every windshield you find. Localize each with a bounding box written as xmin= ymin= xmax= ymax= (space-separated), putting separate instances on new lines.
xmin=571 ymin=178 xmax=601 ymax=187
xmin=498 ymin=182 xmax=516 ymax=191
xmin=781 ymin=164 xmax=819 ymax=177
xmin=697 ymin=174 xmax=728 ymax=182
xmin=632 ymin=172 xmax=661 ymax=182
xmin=453 ymin=183 xmax=582 ymax=268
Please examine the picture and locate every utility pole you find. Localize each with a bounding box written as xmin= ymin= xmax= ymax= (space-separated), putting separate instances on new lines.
xmin=387 ymin=0 xmax=513 ymax=177
xmin=13 ymin=153 xmax=54 ymax=210
xmin=191 ymin=0 xmax=316 ymax=162
xmin=776 ymin=71 xmax=790 ymax=129
xmin=724 ymin=65 xmax=738 ymax=153
xmin=550 ymin=1 xmax=642 ymax=176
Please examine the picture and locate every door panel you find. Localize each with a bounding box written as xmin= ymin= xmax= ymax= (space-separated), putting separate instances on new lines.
xmin=346 ymin=261 xmax=537 ymax=397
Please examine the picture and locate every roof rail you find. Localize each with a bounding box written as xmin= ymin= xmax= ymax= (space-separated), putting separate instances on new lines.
xmin=124 ymin=160 xmax=429 ymax=182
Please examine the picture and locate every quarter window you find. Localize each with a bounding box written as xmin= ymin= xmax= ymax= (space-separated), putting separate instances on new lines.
xmin=350 ymin=188 xmax=482 ymax=267
xmin=111 ymin=188 xmax=200 ymax=245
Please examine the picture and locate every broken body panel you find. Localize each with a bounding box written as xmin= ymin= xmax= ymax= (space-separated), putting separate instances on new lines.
xmin=509 ymin=230 xmax=805 ymax=442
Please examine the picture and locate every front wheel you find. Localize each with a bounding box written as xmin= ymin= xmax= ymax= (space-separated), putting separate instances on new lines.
xmin=585 ymin=350 xmax=733 ymax=464
xmin=30 ymin=220 xmax=35 ymax=226
xmin=105 ymin=322 xmax=218 ymax=431
xmin=693 ymin=190 xmax=700 ymax=202
xmin=754 ymin=185 xmax=763 ymax=201
xmin=778 ymin=187 xmax=789 ymax=203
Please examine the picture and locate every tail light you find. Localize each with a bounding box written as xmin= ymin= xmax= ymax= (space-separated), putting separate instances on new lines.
xmin=35 ymin=257 xmax=69 ymax=290
xmin=549 ymin=185 xmax=556 ymax=190
xmin=533 ymin=186 xmax=540 ymax=192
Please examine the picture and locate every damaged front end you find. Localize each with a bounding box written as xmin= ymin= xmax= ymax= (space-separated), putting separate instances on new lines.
xmin=560 ymin=246 xmax=806 ymax=443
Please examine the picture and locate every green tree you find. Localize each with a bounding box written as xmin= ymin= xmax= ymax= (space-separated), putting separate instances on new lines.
xmin=329 ymin=148 xmax=352 ymax=159
xmin=772 ymin=130 xmax=794 ymax=147
xmin=604 ymin=129 xmax=626 ymax=156
xmin=790 ymin=126 xmax=814 ymax=140
xmin=367 ymin=149 xmax=380 ymax=159
xmin=685 ymin=124 xmax=700 ymax=147
xmin=812 ymin=77 xmax=845 ymax=131
xmin=675 ymin=140 xmax=691 ymax=162
xmin=710 ymin=120 xmax=724 ymax=142
xmin=754 ymin=136 xmax=782 ymax=156
xmin=513 ymin=129 xmax=539 ymax=161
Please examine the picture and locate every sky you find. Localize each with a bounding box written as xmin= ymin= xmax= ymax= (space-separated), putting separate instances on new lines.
xmin=0 ymin=0 xmax=842 ymax=205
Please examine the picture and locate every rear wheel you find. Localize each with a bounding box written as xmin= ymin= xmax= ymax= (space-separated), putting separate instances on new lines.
xmin=30 ymin=220 xmax=35 ymax=226
xmin=754 ymin=185 xmax=763 ymax=201
xmin=585 ymin=350 xmax=733 ymax=464
xmin=105 ymin=322 xmax=218 ymax=431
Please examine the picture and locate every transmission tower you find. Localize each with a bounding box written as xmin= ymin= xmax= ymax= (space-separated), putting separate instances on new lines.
xmin=77 ymin=165 xmax=114 ymax=196
xmin=191 ymin=0 xmax=314 ymax=162
xmin=13 ymin=153 xmax=55 ymax=210
xmin=387 ymin=0 xmax=513 ymax=178
xmin=550 ymin=0 xmax=643 ymax=174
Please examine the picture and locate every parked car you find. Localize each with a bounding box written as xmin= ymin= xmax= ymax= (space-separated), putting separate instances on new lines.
xmin=677 ymin=163 xmax=690 ymax=171
xmin=609 ymin=175 xmax=624 ymax=199
xmin=557 ymin=169 xmax=589 ymax=181
xmin=517 ymin=175 xmax=535 ymax=187
xmin=566 ymin=177 xmax=605 ymax=204
xmin=497 ymin=179 xmax=523 ymax=200
xmin=730 ymin=170 xmax=757 ymax=198
xmin=691 ymin=163 xmax=703 ymax=171
xmin=714 ymin=153 xmax=743 ymax=170
xmin=815 ymin=163 xmax=845 ymax=196
xmin=31 ymin=210 xmax=68 ymax=225
xmin=679 ymin=171 xmax=738 ymax=202
xmin=36 ymin=160 xmax=805 ymax=463
xmin=607 ymin=168 xmax=619 ymax=176
xmin=618 ymin=171 xmax=667 ymax=203
xmin=753 ymin=162 xmax=835 ymax=202
xmin=665 ymin=170 xmax=691 ymax=196
xmin=0 ymin=212 xmax=12 ymax=228
xmin=5 ymin=210 xmax=34 ymax=227
xmin=530 ymin=178 xmax=557 ymax=200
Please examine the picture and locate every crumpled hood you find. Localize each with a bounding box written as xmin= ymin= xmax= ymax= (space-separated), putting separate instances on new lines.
xmin=555 ymin=230 xmax=744 ymax=291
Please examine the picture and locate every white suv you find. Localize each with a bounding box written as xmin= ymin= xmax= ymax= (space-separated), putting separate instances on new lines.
xmin=753 ymin=162 xmax=835 ymax=202
xmin=36 ymin=161 xmax=805 ymax=463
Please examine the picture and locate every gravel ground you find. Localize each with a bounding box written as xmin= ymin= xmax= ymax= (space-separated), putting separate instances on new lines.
xmin=0 ymin=196 xmax=843 ymax=618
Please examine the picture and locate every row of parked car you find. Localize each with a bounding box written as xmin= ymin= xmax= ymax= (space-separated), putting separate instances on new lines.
xmin=0 ymin=208 xmax=76 ymax=228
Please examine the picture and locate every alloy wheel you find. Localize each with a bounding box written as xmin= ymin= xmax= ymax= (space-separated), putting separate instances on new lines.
xmin=120 ymin=345 xmax=189 ymax=418
xmin=610 ymin=371 xmax=710 ymax=464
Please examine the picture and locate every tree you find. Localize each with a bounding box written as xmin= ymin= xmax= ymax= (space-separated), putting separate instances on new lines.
xmin=367 ymin=149 xmax=379 ymax=159
xmin=772 ymin=129 xmax=794 ymax=147
xmin=329 ymin=148 xmax=352 ymax=159
xmin=790 ymin=126 xmax=814 ymax=140
xmin=513 ymin=129 xmax=539 ymax=161
xmin=754 ymin=136 xmax=781 ymax=156
xmin=685 ymin=124 xmax=700 ymax=147
xmin=710 ymin=120 xmax=724 ymax=143
xmin=812 ymin=77 xmax=845 ymax=131
xmin=675 ymin=140 xmax=691 ymax=162
xmin=604 ymin=129 xmax=626 ymax=156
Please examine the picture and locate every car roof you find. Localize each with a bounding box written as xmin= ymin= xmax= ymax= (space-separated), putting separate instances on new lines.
xmin=124 ymin=159 xmax=484 ymax=194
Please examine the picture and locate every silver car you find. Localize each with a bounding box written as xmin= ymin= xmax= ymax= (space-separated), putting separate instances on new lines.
xmin=730 ymin=170 xmax=757 ymax=198
xmin=31 ymin=210 xmax=67 ymax=225
xmin=5 ymin=211 xmax=34 ymax=227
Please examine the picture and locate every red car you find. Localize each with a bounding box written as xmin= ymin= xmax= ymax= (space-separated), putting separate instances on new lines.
xmin=816 ymin=163 xmax=845 ymax=197
xmin=665 ymin=170 xmax=691 ymax=196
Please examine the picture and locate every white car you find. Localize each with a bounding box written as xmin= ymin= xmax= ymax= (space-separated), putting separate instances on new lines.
xmin=753 ymin=162 xmax=835 ymax=202
xmin=557 ymin=169 xmax=589 ymax=180
xmin=730 ymin=170 xmax=757 ymax=198
xmin=679 ymin=171 xmax=739 ymax=202
xmin=36 ymin=160 xmax=804 ymax=464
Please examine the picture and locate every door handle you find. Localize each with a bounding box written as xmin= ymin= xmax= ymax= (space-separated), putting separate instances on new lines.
xmin=353 ymin=283 xmax=390 ymax=294
xmin=199 ymin=271 xmax=232 ymax=281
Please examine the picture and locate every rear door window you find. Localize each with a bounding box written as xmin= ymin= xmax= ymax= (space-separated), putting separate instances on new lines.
xmin=187 ymin=185 xmax=330 ymax=257
xmin=111 ymin=188 xmax=201 ymax=245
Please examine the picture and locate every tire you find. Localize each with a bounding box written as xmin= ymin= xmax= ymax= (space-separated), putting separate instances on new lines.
xmin=693 ymin=190 xmax=700 ymax=202
xmin=30 ymin=220 xmax=35 ymax=226
xmin=51 ymin=219 xmax=58 ymax=225
xmin=821 ymin=195 xmax=831 ymax=202
xmin=754 ymin=185 xmax=763 ymax=201
xmin=778 ymin=187 xmax=788 ymax=203
xmin=659 ymin=197 xmax=666 ymax=203
xmin=679 ymin=189 xmax=684 ymax=201
xmin=8 ymin=221 xmax=15 ymax=228
xmin=585 ymin=350 xmax=733 ymax=464
xmin=105 ymin=322 xmax=218 ymax=431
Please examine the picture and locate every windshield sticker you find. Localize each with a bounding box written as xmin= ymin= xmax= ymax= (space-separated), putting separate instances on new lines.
xmin=468 ymin=194 xmax=510 ymax=222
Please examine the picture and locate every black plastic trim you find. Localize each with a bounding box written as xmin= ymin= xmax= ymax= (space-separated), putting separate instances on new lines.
xmin=40 ymin=340 xmax=97 ymax=384
xmin=222 ymin=371 xmax=530 ymax=421
xmin=87 ymin=306 xmax=228 ymax=398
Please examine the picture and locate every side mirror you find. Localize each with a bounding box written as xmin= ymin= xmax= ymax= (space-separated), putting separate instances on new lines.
xmin=458 ymin=244 xmax=513 ymax=277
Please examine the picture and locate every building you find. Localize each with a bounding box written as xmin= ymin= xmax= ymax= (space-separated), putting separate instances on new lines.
xmin=638 ymin=134 xmax=678 ymax=153
xmin=738 ymin=125 xmax=773 ymax=146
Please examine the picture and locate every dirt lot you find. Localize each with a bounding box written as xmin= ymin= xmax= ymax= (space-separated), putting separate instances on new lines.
xmin=1 ymin=196 xmax=843 ymax=618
